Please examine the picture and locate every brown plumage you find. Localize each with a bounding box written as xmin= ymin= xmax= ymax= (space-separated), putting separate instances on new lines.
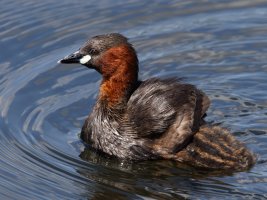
xmin=98 ymin=44 xmax=138 ymax=107
xmin=175 ymin=126 xmax=255 ymax=170
xmin=59 ymin=33 xmax=255 ymax=171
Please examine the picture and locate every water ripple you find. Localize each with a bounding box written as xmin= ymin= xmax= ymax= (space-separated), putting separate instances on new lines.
xmin=0 ymin=0 xmax=267 ymax=199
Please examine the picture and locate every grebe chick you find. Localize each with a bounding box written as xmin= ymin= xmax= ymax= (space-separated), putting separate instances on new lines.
xmin=59 ymin=33 xmax=255 ymax=170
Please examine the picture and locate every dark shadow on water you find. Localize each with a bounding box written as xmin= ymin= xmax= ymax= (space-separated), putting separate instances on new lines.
xmin=78 ymin=145 xmax=255 ymax=199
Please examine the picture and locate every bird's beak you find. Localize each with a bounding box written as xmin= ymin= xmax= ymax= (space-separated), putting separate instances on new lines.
xmin=58 ymin=51 xmax=83 ymax=64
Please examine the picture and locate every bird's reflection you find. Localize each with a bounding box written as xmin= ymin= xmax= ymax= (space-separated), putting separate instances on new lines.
xmin=77 ymin=144 xmax=238 ymax=199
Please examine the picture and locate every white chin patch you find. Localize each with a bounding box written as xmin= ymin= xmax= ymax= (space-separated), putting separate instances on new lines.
xmin=80 ymin=55 xmax=91 ymax=64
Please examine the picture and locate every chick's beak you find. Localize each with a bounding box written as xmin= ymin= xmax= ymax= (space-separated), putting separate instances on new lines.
xmin=58 ymin=51 xmax=83 ymax=64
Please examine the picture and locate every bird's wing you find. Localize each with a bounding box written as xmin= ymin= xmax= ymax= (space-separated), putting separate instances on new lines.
xmin=124 ymin=78 xmax=210 ymax=154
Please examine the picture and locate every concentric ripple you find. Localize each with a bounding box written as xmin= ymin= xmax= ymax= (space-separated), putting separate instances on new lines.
xmin=0 ymin=0 xmax=267 ymax=199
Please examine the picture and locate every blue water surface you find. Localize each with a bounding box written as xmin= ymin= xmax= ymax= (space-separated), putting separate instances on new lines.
xmin=0 ymin=0 xmax=267 ymax=199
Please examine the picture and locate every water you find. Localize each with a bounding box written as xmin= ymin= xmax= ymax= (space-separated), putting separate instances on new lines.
xmin=1 ymin=0 xmax=267 ymax=199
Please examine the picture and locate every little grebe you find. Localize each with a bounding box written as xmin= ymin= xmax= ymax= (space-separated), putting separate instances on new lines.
xmin=59 ymin=33 xmax=255 ymax=170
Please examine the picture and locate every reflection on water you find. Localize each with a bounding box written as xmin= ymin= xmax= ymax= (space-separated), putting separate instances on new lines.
xmin=0 ymin=0 xmax=267 ymax=199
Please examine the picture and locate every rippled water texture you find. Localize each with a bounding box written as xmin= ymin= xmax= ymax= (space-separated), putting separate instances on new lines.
xmin=1 ymin=0 xmax=267 ymax=199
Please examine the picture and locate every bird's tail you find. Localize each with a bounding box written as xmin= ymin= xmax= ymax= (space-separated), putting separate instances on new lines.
xmin=175 ymin=126 xmax=256 ymax=171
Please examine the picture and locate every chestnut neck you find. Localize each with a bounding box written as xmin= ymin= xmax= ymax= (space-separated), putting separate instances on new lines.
xmin=97 ymin=44 xmax=139 ymax=110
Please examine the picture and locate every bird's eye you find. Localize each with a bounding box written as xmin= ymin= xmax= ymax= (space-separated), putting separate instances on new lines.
xmin=89 ymin=49 xmax=99 ymax=55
